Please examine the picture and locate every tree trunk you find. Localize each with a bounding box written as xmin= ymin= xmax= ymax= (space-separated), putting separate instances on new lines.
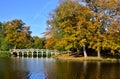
xmin=83 ymin=44 xmax=87 ymax=57
xmin=97 ymin=49 xmax=101 ymax=58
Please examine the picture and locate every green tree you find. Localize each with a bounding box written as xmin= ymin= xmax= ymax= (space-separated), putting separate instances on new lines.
xmin=32 ymin=36 xmax=45 ymax=49
xmin=0 ymin=22 xmax=9 ymax=51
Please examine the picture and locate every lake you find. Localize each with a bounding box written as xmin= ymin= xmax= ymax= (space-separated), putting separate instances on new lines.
xmin=0 ymin=57 xmax=120 ymax=79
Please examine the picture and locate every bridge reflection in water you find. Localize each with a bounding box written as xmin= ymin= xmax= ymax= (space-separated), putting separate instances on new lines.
xmin=10 ymin=49 xmax=58 ymax=57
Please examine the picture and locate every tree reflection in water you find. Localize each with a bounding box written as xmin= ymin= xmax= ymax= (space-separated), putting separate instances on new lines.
xmin=45 ymin=60 xmax=120 ymax=79
xmin=0 ymin=58 xmax=120 ymax=79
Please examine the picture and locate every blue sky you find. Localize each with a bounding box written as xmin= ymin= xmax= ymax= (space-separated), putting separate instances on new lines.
xmin=0 ymin=0 xmax=58 ymax=37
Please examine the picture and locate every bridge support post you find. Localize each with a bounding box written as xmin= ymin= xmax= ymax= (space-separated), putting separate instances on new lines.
xmin=50 ymin=51 xmax=53 ymax=56
xmin=32 ymin=52 xmax=33 ymax=57
xmin=17 ymin=52 xmax=19 ymax=56
xmin=37 ymin=51 xmax=38 ymax=57
xmin=22 ymin=51 xmax=24 ymax=57
xmin=41 ymin=51 xmax=43 ymax=57
xmin=27 ymin=51 xmax=29 ymax=57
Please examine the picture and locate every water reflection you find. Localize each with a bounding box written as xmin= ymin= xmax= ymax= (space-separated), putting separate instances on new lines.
xmin=0 ymin=57 xmax=120 ymax=79
xmin=11 ymin=58 xmax=49 ymax=79
xmin=44 ymin=60 xmax=120 ymax=79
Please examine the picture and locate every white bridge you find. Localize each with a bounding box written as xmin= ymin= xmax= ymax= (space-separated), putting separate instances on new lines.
xmin=10 ymin=49 xmax=58 ymax=57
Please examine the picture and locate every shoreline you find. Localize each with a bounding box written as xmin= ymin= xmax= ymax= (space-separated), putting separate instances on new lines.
xmin=53 ymin=54 xmax=120 ymax=62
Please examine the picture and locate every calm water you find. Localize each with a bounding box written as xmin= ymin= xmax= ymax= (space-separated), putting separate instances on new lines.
xmin=0 ymin=57 xmax=120 ymax=79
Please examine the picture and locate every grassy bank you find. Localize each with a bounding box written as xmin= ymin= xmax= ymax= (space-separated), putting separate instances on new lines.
xmin=0 ymin=51 xmax=11 ymax=57
xmin=53 ymin=54 xmax=120 ymax=62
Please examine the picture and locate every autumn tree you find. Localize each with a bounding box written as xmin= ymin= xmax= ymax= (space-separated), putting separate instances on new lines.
xmin=81 ymin=0 xmax=120 ymax=56
xmin=45 ymin=11 xmax=63 ymax=50
xmin=4 ymin=19 xmax=32 ymax=49
xmin=46 ymin=0 xmax=120 ymax=58
xmin=45 ymin=1 xmax=96 ymax=57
